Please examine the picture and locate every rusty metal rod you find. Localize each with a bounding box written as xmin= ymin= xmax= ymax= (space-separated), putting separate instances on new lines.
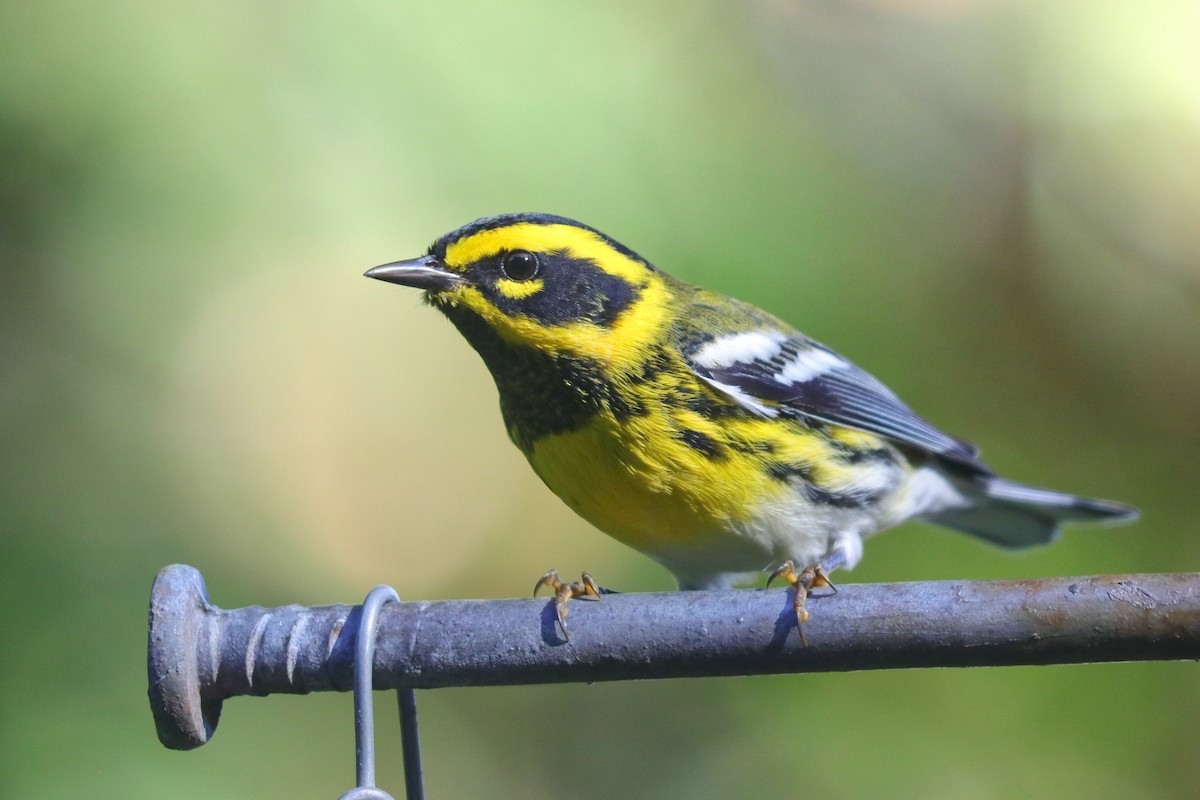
xmin=147 ymin=564 xmax=1200 ymax=750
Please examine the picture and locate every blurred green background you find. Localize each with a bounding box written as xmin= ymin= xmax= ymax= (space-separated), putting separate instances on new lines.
xmin=2 ymin=1 xmax=1198 ymax=797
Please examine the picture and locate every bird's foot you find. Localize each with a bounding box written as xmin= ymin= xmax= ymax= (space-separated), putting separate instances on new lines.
xmin=534 ymin=569 xmax=601 ymax=641
xmin=767 ymin=560 xmax=837 ymax=645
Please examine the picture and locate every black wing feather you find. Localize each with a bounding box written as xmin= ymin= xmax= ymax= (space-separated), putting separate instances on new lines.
xmin=689 ymin=339 xmax=981 ymax=464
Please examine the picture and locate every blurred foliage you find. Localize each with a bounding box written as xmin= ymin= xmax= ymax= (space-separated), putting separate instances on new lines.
xmin=2 ymin=1 xmax=1198 ymax=798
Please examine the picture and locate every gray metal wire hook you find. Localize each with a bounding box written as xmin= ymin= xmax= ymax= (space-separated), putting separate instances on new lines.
xmin=337 ymin=585 xmax=424 ymax=800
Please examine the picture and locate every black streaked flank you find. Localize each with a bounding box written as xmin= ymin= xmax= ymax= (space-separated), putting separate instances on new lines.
xmin=764 ymin=460 xmax=886 ymax=509
xmin=826 ymin=435 xmax=903 ymax=467
xmin=685 ymin=387 xmax=749 ymax=419
xmin=729 ymin=438 xmax=775 ymax=455
xmin=679 ymin=429 xmax=725 ymax=459
xmin=629 ymin=346 xmax=675 ymax=385
xmin=801 ymin=482 xmax=877 ymax=509
xmin=765 ymin=462 xmax=795 ymax=482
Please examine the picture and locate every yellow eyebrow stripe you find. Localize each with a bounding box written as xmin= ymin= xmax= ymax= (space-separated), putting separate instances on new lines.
xmin=444 ymin=223 xmax=647 ymax=283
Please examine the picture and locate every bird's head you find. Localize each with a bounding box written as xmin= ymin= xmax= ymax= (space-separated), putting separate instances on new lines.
xmin=366 ymin=213 xmax=672 ymax=367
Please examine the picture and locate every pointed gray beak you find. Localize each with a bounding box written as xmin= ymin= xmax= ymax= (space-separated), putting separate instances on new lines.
xmin=364 ymin=255 xmax=463 ymax=292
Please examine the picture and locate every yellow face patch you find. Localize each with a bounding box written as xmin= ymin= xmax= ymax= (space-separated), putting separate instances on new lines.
xmin=457 ymin=277 xmax=670 ymax=369
xmin=438 ymin=222 xmax=672 ymax=371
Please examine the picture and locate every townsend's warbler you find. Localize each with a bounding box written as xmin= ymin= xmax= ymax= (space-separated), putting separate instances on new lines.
xmin=366 ymin=213 xmax=1137 ymax=637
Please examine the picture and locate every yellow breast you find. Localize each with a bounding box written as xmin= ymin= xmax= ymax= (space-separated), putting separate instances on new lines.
xmin=525 ymin=407 xmax=789 ymax=555
xmin=526 ymin=395 xmax=912 ymax=573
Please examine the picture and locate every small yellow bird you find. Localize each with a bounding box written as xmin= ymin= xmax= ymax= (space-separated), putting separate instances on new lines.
xmin=366 ymin=213 xmax=1137 ymax=639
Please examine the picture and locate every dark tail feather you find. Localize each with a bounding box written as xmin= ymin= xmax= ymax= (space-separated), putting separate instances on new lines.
xmin=926 ymin=476 xmax=1139 ymax=549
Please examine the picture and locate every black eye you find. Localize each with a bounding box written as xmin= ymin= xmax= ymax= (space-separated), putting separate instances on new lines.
xmin=501 ymin=250 xmax=540 ymax=282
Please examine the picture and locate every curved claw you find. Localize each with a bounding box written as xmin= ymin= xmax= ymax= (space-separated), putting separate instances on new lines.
xmin=534 ymin=569 xmax=602 ymax=641
xmin=552 ymin=594 xmax=571 ymax=641
xmin=766 ymin=560 xmax=797 ymax=589
xmin=534 ymin=568 xmax=561 ymax=598
xmin=811 ymin=568 xmax=835 ymax=594
xmin=579 ymin=572 xmax=601 ymax=600
xmin=767 ymin=560 xmax=838 ymax=646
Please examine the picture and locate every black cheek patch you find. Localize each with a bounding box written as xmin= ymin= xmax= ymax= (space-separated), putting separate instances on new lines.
xmin=479 ymin=251 xmax=641 ymax=328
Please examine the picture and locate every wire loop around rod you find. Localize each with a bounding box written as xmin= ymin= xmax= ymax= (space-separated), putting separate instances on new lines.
xmin=337 ymin=584 xmax=423 ymax=800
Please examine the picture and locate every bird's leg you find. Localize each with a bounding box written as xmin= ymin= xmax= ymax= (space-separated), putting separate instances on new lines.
xmin=533 ymin=569 xmax=602 ymax=641
xmin=766 ymin=549 xmax=845 ymax=645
